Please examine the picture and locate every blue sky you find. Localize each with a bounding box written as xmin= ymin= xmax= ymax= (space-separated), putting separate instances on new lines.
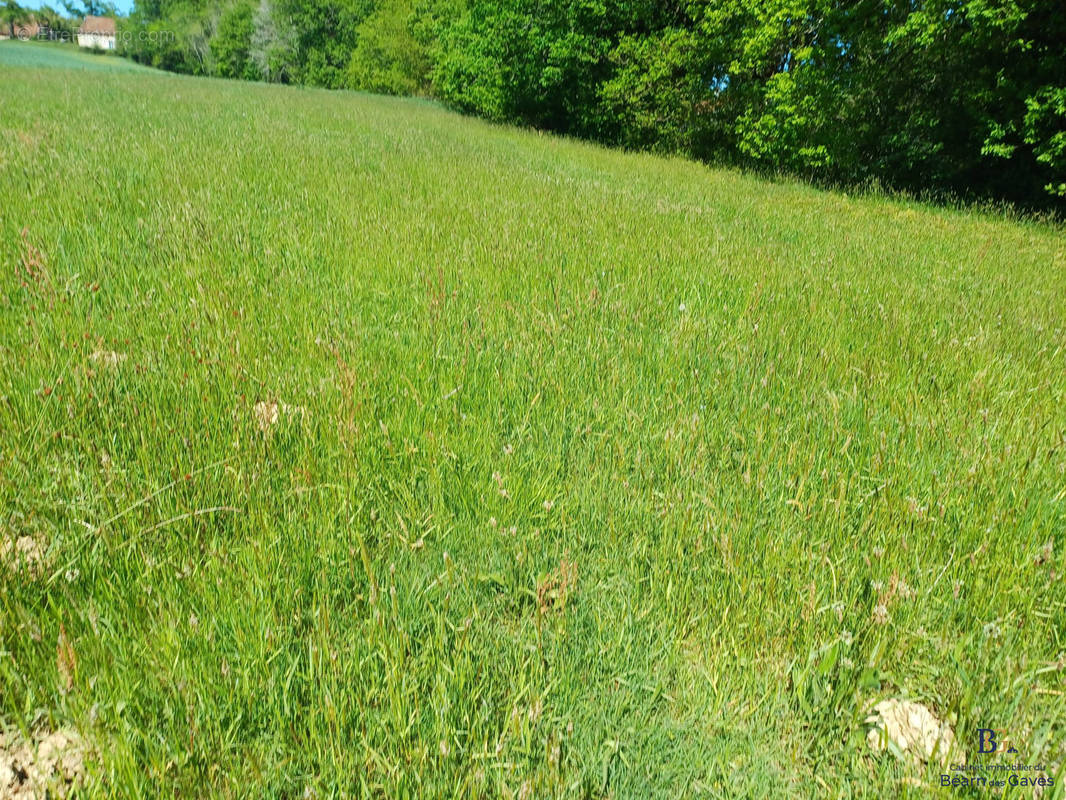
xmin=23 ymin=0 xmax=135 ymax=15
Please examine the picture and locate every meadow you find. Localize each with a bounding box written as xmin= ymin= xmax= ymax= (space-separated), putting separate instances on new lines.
xmin=1 ymin=41 xmax=1064 ymax=798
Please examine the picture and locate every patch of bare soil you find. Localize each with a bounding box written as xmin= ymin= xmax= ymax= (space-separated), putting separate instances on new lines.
xmin=0 ymin=728 xmax=91 ymax=799
xmin=0 ymin=537 xmax=46 ymax=577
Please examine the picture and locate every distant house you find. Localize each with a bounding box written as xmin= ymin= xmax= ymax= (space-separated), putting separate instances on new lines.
xmin=1 ymin=17 xmax=41 ymax=41
xmin=77 ymin=15 xmax=116 ymax=50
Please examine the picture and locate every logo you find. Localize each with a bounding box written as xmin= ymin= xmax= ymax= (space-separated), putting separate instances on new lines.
xmin=940 ymin=729 xmax=1054 ymax=791
xmin=977 ymin=728 xmax=1018 ymax=755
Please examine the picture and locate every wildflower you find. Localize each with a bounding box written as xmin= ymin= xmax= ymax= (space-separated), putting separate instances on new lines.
xmin=543 ymin=499 xmax=555 ymax=512
xmin=678 ymin=302 xmax=687 ymax=313
xmin=503 ymin=443 xmax=513 ymax=456
xmin=489 ymin=517 xmax=497 ymax=528
xmin=492 ymin=470 xmax=509 ymax=498
xmin=189 ymin=614 xmax=199 ymax=628
xmin=872 ymin=604 xmax=890 ymax=625
xmin=982 ymin=622 xmax=1001 ymax=640
xmin=439 ymin=740 xmax=449 ymax=758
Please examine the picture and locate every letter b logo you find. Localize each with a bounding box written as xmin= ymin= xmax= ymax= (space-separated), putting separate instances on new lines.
xmin=978 ymin=729 xmax=998 ymax=754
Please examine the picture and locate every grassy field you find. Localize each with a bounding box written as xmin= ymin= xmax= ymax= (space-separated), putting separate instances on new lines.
xmin=0 ymin=41 xmax=155 ymax=73
xmin=1 ymin=41 xmax=1064 ymax=798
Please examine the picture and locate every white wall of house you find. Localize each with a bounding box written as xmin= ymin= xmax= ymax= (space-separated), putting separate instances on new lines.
xmin=77 ymin=33 xmax=116 ymax=49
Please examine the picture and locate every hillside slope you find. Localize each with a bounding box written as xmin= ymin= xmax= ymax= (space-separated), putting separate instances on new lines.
xmin=2 ymin=42 xmax=1064 ymax=797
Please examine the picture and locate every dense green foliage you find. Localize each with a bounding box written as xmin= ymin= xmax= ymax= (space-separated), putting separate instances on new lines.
xmin=209 ymin=1 xmax=255 ymax=78
xmin=113 ymin=0 xmax=1066 ymax=208
xmin=2 ymin=42 xmax=1066 ymax=797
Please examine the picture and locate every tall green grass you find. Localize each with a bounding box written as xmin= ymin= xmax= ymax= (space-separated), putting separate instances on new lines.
xmin=0 ymin=41 xmax=153 ymax=72
xmin=1 ymin=42 xmax=1064 ymax=797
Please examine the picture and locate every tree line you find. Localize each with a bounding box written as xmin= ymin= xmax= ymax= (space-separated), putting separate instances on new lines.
xmin=62 ymin=1 xmax=1066 ymax=208
xmin=1 ymin=0 xmax=103 ymax=40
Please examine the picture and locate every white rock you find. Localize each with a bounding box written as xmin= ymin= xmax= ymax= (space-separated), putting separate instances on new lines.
xmin=865 ymin=698 xmax=958 ymax=766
